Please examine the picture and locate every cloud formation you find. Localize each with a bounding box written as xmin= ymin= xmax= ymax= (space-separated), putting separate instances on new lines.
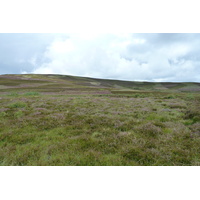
xmin=0 ymin=33 xmax=67 ymax=74
xmin=1 ymin=33 xmax=200 ymax=82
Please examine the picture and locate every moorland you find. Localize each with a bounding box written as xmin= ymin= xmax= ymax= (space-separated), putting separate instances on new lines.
xmin=0 ymin=74 xmax=199 ymax=165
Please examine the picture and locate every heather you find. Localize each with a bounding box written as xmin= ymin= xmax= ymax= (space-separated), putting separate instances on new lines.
xmin=0 ymin=74 xmax=199 ymax=165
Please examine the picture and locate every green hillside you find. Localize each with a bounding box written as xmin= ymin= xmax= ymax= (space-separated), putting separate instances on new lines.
xmin=0 ymin=74 xmax=200 ymax=94
xmin=0 ymin=74 xmax=199 ymax=166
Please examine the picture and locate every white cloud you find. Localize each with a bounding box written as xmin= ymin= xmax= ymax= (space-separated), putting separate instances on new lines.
xmin=0 ymin=33 xmax=198 ymax=82
xmin=33 ymin=34 xmax=136 ymax=78
xmin=31 ymin=33 xmax=200 ymax=82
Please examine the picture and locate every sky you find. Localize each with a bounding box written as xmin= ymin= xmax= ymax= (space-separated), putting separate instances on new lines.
xmin=0 ymin=33 xmax=200 ymax=82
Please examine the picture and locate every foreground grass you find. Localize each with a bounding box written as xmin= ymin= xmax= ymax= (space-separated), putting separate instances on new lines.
xmin=0 ymin=90 xmax=200 ymax=166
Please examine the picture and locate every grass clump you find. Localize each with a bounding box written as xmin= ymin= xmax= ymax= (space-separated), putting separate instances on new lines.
xmin=14 ymin=110 xmax=24 ymax=118
xmin=7 ymin=92 xmax=19 ymax=97
xmin=8 ymin=102 xmax=27 ymax=108
xmin=0 ymin=112 xmax=7 ymax=117
xmin=92 ymin=132 xmax=103 ymax=138
xmin=121 ymin=147 xmax=156 ymax=165
xmin=186 ymin=94 xmax=195 ymax=100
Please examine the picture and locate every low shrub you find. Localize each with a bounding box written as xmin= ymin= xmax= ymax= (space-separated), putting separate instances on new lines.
xmin=184 ymin=105 xmax=200 ymax=123
xmin=189 ymin=122 xmax=200 ymax=136
xmin=136 ymin=122 xmax=162 ymax=137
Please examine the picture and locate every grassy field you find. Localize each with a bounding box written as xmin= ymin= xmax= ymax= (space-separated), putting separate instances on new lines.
xmin=0 ymin=74 xmax=200 ymax=166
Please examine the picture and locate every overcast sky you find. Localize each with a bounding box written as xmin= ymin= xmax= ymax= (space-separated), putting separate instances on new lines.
xmin=0 ymin=33 xmax=200 ymax=82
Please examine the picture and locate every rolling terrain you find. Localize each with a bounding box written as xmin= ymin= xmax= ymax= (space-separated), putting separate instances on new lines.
xmin=0 ymin=74 xmax=200 ymax=165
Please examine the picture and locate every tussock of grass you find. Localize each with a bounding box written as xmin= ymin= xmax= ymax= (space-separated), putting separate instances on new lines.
xmin=8 ymin=102 xmax=27 ymax=108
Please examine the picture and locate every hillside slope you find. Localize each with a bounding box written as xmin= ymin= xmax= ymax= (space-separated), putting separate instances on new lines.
xmin=0 ymin=74 xmax=200 ymax=165
xmin=0 ymin=74 xmax=200 ymax=95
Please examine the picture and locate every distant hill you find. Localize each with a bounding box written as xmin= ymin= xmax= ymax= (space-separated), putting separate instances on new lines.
xmin=0 ymin=74 xmax=200 ymax=94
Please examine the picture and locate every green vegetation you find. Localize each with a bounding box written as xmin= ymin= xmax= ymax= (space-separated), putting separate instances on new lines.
xmin=9 ymin=102 xmax=27 ymax=108
xmin=0 ymin=74 xmax=199 ymax=166
xmin=24 ymin=92 xmax=40 ymax=96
